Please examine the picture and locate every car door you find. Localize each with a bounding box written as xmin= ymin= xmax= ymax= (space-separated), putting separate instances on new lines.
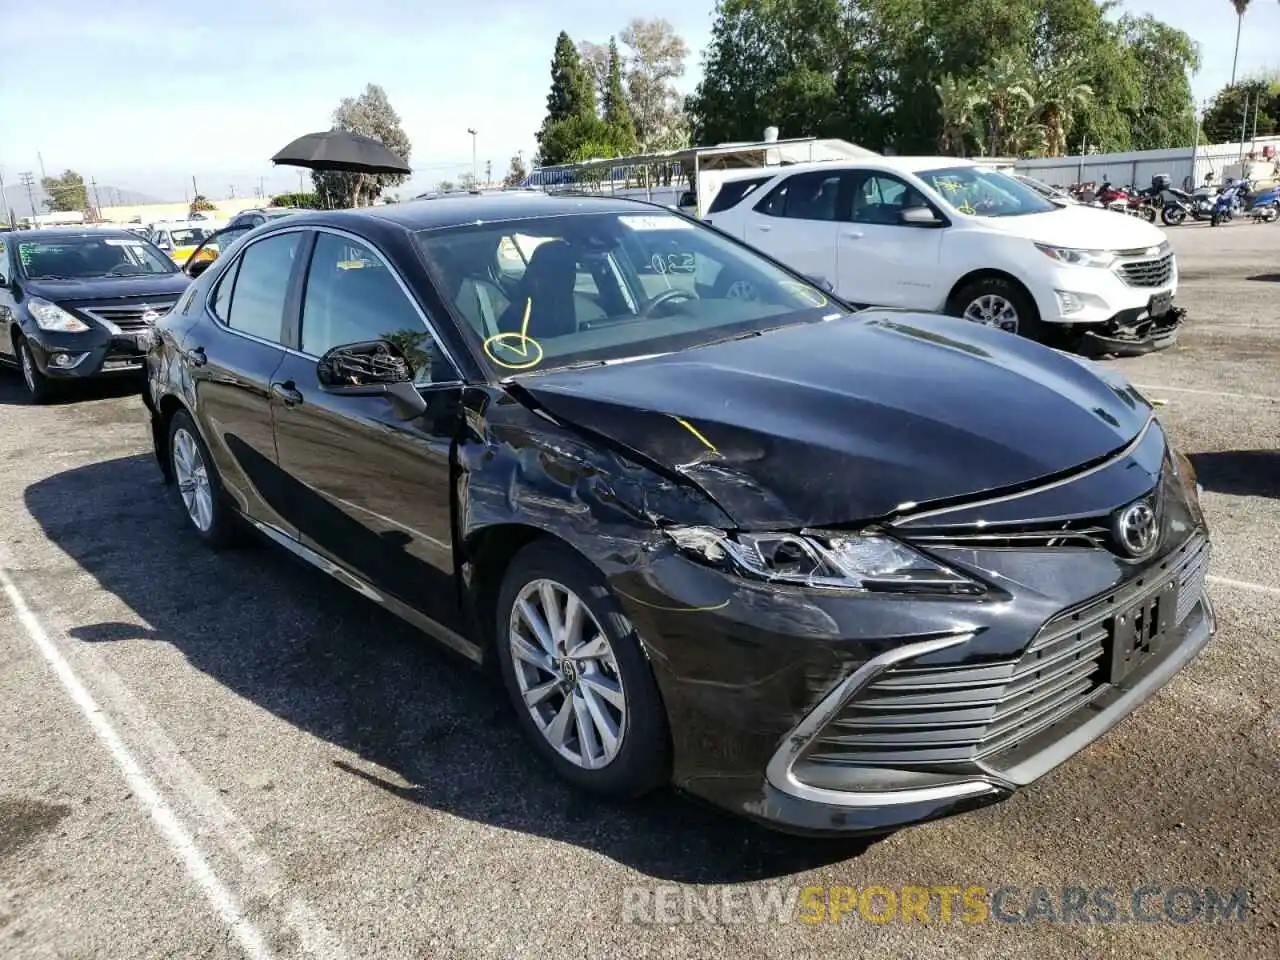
xmin=270 ymin=229 xmax=467 ymax=632
xmin=742 ymin=170 xmax=843 ymax=289
xmin=188 ymin=229 xmax=304 ymax=536
xmin=0 ymin=238 xmax=16 ymax=361
xmin=836 ymin=171 xmax=947 ymax=309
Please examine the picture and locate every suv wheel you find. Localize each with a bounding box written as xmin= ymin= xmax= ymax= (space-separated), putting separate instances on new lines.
xmin=495 ymin=540 xmax=671 ymax=798
xmin=951 ymin=277 xmax=1044 ymax=341
xmin=168 ymin=411 xmax=240 ymax=548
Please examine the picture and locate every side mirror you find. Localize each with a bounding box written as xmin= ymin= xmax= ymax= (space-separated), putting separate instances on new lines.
xmin=316 ymin=339 xmax=427 ymax=420
xmin=901 ymin=205 xmax=943 ymax=227
xmin=187 ymin=259 xmax=214 ymax=278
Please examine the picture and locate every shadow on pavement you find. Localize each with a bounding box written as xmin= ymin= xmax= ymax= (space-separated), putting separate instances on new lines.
xmin=25 ymin=454 xmax=876 ymax=883
xmin=0 ymin=369 xmax=144 ymax=406
xmin=1246 ymin=273 xmax=1280 ymax=283
xmin=1189 ymin=450 xmax=1280 ymax=499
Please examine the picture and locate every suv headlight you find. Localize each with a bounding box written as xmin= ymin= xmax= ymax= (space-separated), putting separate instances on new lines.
xmin=666 ymin=527 xmax=984 ymax=595
xmin=1035 ymin=244 xmax=1117 ymax=269
xmin=28 ymin=298 xmax=90 ymax=333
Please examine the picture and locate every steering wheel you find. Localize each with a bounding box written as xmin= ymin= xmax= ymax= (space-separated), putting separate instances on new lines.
xmin=638 ymin=287 xmax=697 ymax=319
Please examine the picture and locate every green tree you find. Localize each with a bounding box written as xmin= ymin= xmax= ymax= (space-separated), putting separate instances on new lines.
xmin=503 ymin=152 xmax=529 ymax=187
xmin=620 ymin=17 xmax=690 ymax=152
xmin=40 ymin=170 xmax=88 ymax=212
xmin=269 ymin=191 xmax=320 ymax=208
xmin=1202 ymin=79 xmax=1280 ymax=143
xmin=688 ymin=0 xmax=1197 ymax=157
xmin=935 ymin=74 xmax=984 ymax=156
xmin=536 ymin=32 xmax=596 ymax=164
xmin=189 ymin=194 xmax=217 ymax=213
xmin=602 ymin=37 xmax=637 ymax=154
xmin=311 ymin=84 xmax=412 ymax=208
xmin=436 ymin=180 xmax=456 ymax=191
xmin=577 ymin=40 xmax=611 ymax=105
xmin=539 ymin=113 xmax=618 ymax=167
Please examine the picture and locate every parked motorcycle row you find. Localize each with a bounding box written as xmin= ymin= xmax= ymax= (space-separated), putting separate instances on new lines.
xmin=1063 ymin=174 xmax=1280 ymax=228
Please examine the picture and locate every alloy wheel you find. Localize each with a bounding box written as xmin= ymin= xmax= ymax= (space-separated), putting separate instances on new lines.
xmin=508 ymin=578 xmax=627 ymax=770
xmin=20 ymin=345 xmax=37 ymax=394
xmin=172 ymin=427 xmax=214 ymax=532
xmin=963 ymin=294 xmax=1019 ymax=334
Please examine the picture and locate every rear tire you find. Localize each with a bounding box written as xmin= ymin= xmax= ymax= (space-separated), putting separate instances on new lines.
xmin=17 ymin=339 xmax=56 ymax=405
xmin=167 ymin=410 xmax=241 ymax=548
xmin=949 ymin=276 xmax=1046 ymax=342
xmin=1162 ymin=205 xmax=1186 ymax=226
xmin=494 ymin=539 xmax=671 ymax=799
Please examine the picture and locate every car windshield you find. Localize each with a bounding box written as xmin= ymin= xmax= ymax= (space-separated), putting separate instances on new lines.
xmin=919 ymin=166 xmax=1059 ymax=218
xmin=415 ymin=210 xmax=842 ymax=377
xmin=171 ymin=228 xmax=210 ymax=245
xmin=18 ymin=236 xmax=177 ymax=278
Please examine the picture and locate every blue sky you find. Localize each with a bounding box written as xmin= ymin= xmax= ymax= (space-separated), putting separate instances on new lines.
xmin=1 ymin=0 xmax=1275 ymax=202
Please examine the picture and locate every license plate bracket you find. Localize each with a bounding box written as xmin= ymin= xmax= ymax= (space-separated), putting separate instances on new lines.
xmin=1107 ymin=582 xmax=1177 ymax=685
xmin=1148 ymin=292 xmax=1173 ymax=317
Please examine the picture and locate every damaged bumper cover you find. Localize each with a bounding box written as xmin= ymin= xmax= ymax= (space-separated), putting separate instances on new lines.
xmin=1078 ymin=305 xmax=1185 ymax=358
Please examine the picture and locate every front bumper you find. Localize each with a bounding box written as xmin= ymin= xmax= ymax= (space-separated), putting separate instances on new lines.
xmin=1078 ymin=305 xmax=1185 ymax=358
xmin=25 ymin=327 xmax=149 ymax=379
xmin=615 ymin=521 xmax=1213 ymax=836
xmin=1031 ymin=257 xmax=1177 ymax=328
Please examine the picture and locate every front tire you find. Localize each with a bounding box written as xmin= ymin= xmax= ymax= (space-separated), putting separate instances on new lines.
xmin=495 ymin=540 xmax=671 ymax=799
xmin=167 ymin=410 xmax=240 ymax=548
xmin=950 ymin=276 xmax=1044 ymax=342
xmin=1162 ymin=205 xmax=1187 ymax=226
xmin=17 ymin=339 xmax=56 ymax=404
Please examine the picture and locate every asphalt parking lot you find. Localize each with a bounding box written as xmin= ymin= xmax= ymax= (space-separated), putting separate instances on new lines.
xmin=1 ymin=220 xmax=1277 ymax=960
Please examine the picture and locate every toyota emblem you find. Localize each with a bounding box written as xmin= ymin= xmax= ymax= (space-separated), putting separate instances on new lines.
xmin=1113 ymin=497 xmax=1160 ymax=559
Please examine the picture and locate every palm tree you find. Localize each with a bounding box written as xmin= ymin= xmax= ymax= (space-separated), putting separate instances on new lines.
xmin=1231 ymin=1 xmax=1252 ymax=86
xmin=1028 ymin=62 xmax=1093 ymax=158
xmin=935 ymin=75 xmax=984 ymax=156
xmin=976 ymin=55 xmax=1036 ymax=157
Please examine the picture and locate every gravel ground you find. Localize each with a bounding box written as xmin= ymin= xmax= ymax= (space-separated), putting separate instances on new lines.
xmin=0 ymin=219 xmax=1277 ymax=959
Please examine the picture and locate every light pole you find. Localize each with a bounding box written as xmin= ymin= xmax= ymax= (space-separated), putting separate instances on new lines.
xmin=467 ymin=128 xmax=478 ymax=186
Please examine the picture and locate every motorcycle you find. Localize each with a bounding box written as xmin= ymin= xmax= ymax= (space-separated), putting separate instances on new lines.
xmin=1211 ymin=180 xmax=1250 ymax=226
xmin=1248 ymin=183 xmax=1280 ymax=222
xmin=1191 ymin=186 xmax=1219 ymax=221
xmin=1147 ymin=173 xmax=1193 ymax=226
xmin=1093 ymin=181 xmax=1133 ymax=214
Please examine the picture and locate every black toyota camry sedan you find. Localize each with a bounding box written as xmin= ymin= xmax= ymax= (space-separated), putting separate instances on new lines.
xmin=143 ymin=194 xmax=1213 ymax=835
xmin=0 ymin=228 xmax=190 ymax=402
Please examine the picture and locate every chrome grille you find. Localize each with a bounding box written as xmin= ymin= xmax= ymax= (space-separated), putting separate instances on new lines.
xmin=1117 ymin=253 xmax=1174 ymax=288
xmin=800 ymin=534 xmax=1208 ymax=776
xmin=79 ymin=300 xmax=179 ymax=332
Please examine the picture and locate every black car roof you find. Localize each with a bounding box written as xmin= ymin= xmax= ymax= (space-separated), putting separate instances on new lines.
xmin=275 ymin=193 xmax=664 ymax=233
xmin=1 ymin=227 xmax=144 ymax=242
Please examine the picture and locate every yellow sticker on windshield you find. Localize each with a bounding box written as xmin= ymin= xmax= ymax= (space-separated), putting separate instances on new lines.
xmin=483 ymin=298 xmax=544 ymax=370
xmin=337 ymin=259 xmax=371 ymax=270
xmin=779 ymin=280 xmax=828 ymax=308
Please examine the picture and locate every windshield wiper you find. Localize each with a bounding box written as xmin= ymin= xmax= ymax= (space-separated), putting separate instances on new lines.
xmin=27 ymin=274 xmax=80 ymax=280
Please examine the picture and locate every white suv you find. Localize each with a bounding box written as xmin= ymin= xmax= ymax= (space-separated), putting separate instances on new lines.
xmin=706 ymin=157 xmax=1180 ymax=354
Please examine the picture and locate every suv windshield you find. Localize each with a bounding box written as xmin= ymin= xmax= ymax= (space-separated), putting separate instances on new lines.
xmin=415 ymin=210 xmax=841 ymax=376
xmin=919 ymin=166 xmax=1059 ymax=218
xmin=18 ymin=235 xmax=178 ymax=279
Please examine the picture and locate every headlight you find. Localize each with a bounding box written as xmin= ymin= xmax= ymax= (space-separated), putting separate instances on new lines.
xmin=28 ymin=298 xmax=90 ymax=333
xmin=666 ymin=527 xmax=984 ymax=595
xmin=1035 ymin=244 xmax=1117 ymax=268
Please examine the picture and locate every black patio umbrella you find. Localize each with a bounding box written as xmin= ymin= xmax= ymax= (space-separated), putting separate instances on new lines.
xmin=271 ymin=129 xmax=410 ymax=175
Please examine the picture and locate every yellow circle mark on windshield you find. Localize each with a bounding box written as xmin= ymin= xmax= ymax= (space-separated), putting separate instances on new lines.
xmin=483 ymin=297 xmax=545 ymax=370
xmin=779 ymin=280 xmax=828 ymax=308
xmin=957 ymin=201 xmax=977 ymax=215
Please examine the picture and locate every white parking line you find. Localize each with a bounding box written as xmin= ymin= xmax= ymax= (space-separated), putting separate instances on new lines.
xmin=1134 ymin=383 xmax=1280 ymax=404
xmin=0 ymin=565 xmax=277 ymax=960
xmin=1209 ymin=574 xmax=1280 ymax=597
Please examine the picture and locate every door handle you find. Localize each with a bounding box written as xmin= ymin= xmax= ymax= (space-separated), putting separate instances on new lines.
xmin=756 ymin=224 xmax=772 ymax=232
xmin=271 ymin=381 xmax=304 ymax=406
xmin=841 ymin=230 xmax=864 ymax=240
xmin=187 ymin=345 xmax=207 ymax=367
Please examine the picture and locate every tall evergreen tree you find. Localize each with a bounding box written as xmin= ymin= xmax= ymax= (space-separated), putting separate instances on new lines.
xmin=603 ymin=36 xmax=637 ymax=154
xmin=537 ymin=31 xmax=598 ymax=163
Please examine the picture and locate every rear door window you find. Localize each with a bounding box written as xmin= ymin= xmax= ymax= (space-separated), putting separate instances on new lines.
xmin=707 ymin=176 xmax=774 ymax=214
xmin=221 ymin=232 xmax=301 ymax=342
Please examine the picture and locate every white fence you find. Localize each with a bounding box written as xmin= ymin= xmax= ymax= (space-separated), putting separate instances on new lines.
xmin=1014 ymin=136 xmax=1280 ymax=189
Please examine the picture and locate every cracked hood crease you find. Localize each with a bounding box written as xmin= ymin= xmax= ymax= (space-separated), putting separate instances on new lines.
xmin=515 ymin=311 xmax=1152 ymax=529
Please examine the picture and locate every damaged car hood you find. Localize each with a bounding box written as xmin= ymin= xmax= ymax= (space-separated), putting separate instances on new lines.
xmin=514 ymin=311 xmax=1153 ymax=529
